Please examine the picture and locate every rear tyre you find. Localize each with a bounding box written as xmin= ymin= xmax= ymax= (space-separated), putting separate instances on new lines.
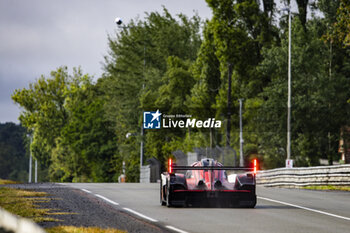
xmin=239 ymin=196 xmax=256 ymax=208
xmin=249 ymin=198 xmax=257 ymax=208
xmin=166 ymin=187 xmax=173 ymax=207
xmin=160 ymin=182 xmax=166 ymax=206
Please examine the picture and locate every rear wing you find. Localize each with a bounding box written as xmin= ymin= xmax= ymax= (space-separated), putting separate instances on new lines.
xmin=167 ymin=159 xmax=258 ymax=174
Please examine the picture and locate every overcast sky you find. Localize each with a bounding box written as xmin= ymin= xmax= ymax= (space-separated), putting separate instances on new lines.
xmin=0 ymin=0 xmax=301 ymax=124
xmin=0 ymin=0 xmax=213 ymax=123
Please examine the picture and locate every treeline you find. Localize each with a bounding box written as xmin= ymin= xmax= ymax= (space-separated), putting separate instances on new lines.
xmin=0 ymin=123 xmax=49 ymax=182
xmin=12 ymin=1 xmax=350 ymax=182
xmin=0 ymin=123 xmax=27 ymax=182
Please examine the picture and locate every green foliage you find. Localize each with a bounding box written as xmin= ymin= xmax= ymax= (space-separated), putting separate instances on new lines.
xmin=102 ymin=8 xmax=202 ymax=180
xmin=12 ymin=67 xmax=117 ymax=182
xmin=12 ymin=67 xmax=70 ymax=166
xmin=0 ymin=123 xmax=28 ymax=182
xmin=187 ymin=22 xmax=221 ymax=119
xmin=9 ymin=2 xmax=350 ymax=183
xmin=51 ymin=77 xmax=117 ymax=182
xmin=257 ymin=16 xmax=350 ymax=167
xmin=296 ymin=0 xmax=309 ymax=29
xmin=326 ymin=0 xmax=350 ymax=47
xmin=199 ymin=0 xmax=279 ymax=158
xmin=155 ymin=56 xmax=195 ymax=114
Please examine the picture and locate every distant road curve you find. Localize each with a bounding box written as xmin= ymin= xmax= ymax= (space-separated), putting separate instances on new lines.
xmin=61 ymin=183 xmax=350 ymax=233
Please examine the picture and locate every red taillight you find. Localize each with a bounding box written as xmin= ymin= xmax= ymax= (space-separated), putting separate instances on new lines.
xmin=253 ymin=159 xmax=257 ymax=175
xmin=168 ymin=158 xmax=172 ymax=174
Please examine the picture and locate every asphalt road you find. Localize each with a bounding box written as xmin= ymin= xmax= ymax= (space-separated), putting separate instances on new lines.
xmin=61 ymin=183 xmax=350 ymax=233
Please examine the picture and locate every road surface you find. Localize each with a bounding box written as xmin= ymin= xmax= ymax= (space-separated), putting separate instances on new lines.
xmin=61 ymin=183 xmax=350 ymax=233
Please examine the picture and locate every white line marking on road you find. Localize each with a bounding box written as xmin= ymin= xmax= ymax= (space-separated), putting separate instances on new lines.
xmin=123 ymin=208 xmax=158 ymax=222
xmin=258 ymin=196 xmax=350 ymax=221
xmin=166 ymin=225 xmax=189 ymax=233
xmin=95 ymin=194 xmax=119 ymax=206
xmin=81 ymin=189 xmax=91 ymax=193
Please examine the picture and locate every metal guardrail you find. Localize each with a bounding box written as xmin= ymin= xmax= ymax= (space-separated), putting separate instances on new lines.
xmin=256 ymin=164 xmax=350 ymax=187
xmin=0 ymin=207 xmax=46 ymax=233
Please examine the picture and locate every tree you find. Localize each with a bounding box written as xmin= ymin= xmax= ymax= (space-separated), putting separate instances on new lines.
xmin=282 ymin=0 xmax=309 ymax=30
xmin=332 ymin=0 xmax=350 ymax=47
xmin=102 ymin=8 xmax=202 ymax=179
xmin=12 ymin=67 xmax=70 ymax=166
xmin=0 ymin=123 xmax=28 ymax=182
xmin=50 ymin=75 xmax=117 ymax=182
xmin=296 ymin=0 xmax=309 ymax=30
xmin=155 ymin=56 xmax=195 ymax=114
xmin=187 ymin=22 xmax=221 ymax=120
xmin=12 ymin=67 xmax=118 ymax=182
xmin=198 ymin=0 xmax=278 ymax=162
xmin=257 ymin=16 xmax=350 ymax=167
xmin=142 ymin=56 xmax=196 ymax=165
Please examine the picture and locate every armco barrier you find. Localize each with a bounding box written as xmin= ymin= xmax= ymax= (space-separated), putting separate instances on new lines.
xmin=0 ymin=207 xmax=46 ymax=233
xmin=256 ymin=164 xmax=350 ymax=187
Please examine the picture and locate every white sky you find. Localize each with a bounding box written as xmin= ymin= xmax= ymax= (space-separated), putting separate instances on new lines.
xmin=0 ymin=0 xmax=301 ymax=123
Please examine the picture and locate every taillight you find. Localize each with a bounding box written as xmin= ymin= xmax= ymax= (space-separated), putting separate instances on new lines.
xmin=253 ymin=159 xmax=257 ymax=175
xmin=168 ymin=158 xmax=173 ymax=174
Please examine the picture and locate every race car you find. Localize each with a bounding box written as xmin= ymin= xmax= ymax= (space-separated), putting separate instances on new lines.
xmin=160 ymin=158 xmax=257 ymax=208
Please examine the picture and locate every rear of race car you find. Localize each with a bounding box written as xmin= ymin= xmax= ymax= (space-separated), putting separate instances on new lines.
xmin=160 ymin=158 xmax=257 ymax=208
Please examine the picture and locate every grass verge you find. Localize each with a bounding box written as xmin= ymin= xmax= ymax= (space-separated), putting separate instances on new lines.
xmin=302 ymin=185 xmax=350 ymax=191
xmin=47 ymin=226 xmax=126 ymax=233
xmin=0 ymin=185 xmax=126 ymax=233
xmin=0 ymin=179 xmax=20 ymax=185
xmin=0 ymin=187 xmax=65 ymax=222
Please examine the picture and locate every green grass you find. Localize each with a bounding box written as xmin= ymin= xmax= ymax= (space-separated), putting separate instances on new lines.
xmin=302 ymin=185 xmax=350 ymax=192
